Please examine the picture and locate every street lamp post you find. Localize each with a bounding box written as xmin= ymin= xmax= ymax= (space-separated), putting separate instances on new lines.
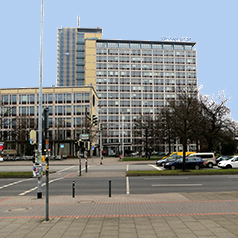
xmin=37 ymin=0 xmax=44 ymax=199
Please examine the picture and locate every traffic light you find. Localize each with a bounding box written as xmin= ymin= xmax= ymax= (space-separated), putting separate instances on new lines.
xmin=91 ymin=115 xmax=97 ymax=125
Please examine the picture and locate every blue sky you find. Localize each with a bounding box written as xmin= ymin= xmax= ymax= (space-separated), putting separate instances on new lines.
xmin=1 ymin=0 xmax=238 ymax=120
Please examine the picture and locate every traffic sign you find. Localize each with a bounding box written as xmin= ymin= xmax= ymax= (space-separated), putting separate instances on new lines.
xmin=80 ymin=134 xmax=89 ymax=140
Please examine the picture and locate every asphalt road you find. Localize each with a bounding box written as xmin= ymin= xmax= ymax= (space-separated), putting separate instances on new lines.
xmin=1 ymin=163 xmax=238 ymax=196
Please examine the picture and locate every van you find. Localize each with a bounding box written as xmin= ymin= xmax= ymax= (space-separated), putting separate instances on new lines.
xmin=188 ymin=152 xmax=216 ymax=168
xmin=157 ymin=151 xmax=195 ymax=167
xmin=162 ymin=151 xmax=195 ymax=160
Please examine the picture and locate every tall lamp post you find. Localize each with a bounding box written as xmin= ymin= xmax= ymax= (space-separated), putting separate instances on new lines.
xmin=37 ymin=0 xmax=44 ymax=199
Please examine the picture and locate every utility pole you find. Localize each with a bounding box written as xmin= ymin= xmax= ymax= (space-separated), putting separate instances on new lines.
xmin=37 ymin=0 xmax=44 ymax=199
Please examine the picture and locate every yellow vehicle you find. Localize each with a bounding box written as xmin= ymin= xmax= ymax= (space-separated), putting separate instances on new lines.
xmin=162 ymin=151 xmax=195 ymax=160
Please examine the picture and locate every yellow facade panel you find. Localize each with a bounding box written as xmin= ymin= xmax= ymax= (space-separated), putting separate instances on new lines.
xmin=85 ymin=63 xmax=96 ymax=70
xmin=85 ymin=55 xmax=96 ymax=62
xmin=85 ymin=49 xmax=97 ymax=55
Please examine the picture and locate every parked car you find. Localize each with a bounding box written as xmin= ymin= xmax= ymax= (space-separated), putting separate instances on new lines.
xmin=218 ymin=156 xmax=238 ymax=169
xmin=156 ymin=155 xmax=182 ymax=167
xmin=187 ymin=152 xmax=216 ymax=168
xmin=164 ymin=157 xmax=205 ymax=170
xmin=216 ymin=155 xmax=231 ymax=164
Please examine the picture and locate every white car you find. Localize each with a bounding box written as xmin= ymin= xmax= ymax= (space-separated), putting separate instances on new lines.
xmin=0 ymin=156 xmax=3 ymax=162
xmin=218 ymin=156 xmax=238 ymax=169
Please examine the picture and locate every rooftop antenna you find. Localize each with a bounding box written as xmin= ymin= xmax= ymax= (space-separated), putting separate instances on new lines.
xmin=77 ymin=16 xmax=80 ymax=28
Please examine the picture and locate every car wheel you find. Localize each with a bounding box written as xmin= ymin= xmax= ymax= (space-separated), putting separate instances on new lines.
xmin=207 ymin=163 xmax=213 ymax=168
xmin=226 ymin=164 xmax=232 ymax=169
xmin=194 ymin=164 xmax=200 ymax=170
xmin=170 ymin=165 xmax=176 ymax=170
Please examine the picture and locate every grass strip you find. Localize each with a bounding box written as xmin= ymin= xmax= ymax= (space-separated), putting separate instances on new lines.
xmin=126 ymin=169 xmax=238 ymax=176
xmin=0 ymin=172 xmax=33 ymax=178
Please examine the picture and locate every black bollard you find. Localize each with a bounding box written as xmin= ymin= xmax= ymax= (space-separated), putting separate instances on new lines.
xmin=72 ymin=181 xmax=75 ymax=198
xmin=109 ymin=179 xmax=111 ymax=197
xmin=85 ymin=158 xmax=88 ymax=173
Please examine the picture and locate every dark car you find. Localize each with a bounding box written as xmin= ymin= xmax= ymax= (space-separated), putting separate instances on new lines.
xmin=216 ymin=155 xmax=231 ymax=164
xmin=164 ymin=157 xmax=205 ymax=170
xmin=156 ymin=155 xmax=182 ymax=167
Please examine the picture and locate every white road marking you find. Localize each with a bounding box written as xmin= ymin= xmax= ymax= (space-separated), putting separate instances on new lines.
xmin=0 ymin=179 xmax=33 ymax=190
xmin=57 ymin=166 xmax=76 ymax=173
xmin=126 ymin=177 xmax=130 ymax=195
xmin=152 ymin=184 xmax=202 ymax=187
xmin=126 ymin=164 xmax=129 ymax=171
xmin=19 ymin=177 xmax=65 ymax=196
xmin=149 ymin=164 xmax=164 ymax=170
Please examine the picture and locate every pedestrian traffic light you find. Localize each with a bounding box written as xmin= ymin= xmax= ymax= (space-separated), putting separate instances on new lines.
xmin=91 ymin=115 xmax=97 ymax=125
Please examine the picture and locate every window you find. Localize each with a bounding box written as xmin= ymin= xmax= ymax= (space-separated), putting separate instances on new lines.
xmin=152 ymin=44 xmax=162 ymax=49
xmin=108 ymin=56 xmax=118 ymax=62
xmin=119 ymin=56 xmax=129 ymax=62
xmin=153 ymin=65 xmax=163 ymax=70
xmin=131 ymin=50 xmax=141 ymax=55
xmin=108 ymin=49 xmax=118 ymax=54
xmin=130 ymin=43 xmax=140 ymax=48
xmin=153 ymin=57 xmax=163 ymax=63
xmin=164 ymin=58 xmax=174 ymax=64
xmin=119 ymin=64 xmax=130 ymax=70
xmin=119 ymin=49 xmax=129 ymax=54
xmin=142 ymin=57 xmax=152 ymax=63
xmin=163 ymin=44 xmax=173 ymax=50
xmin=96 ymin=42 xmax=107 ymax=48
xmin=131 ymin=64 xmax=141 ymax=70
xmin=108 ymin=42 xmax=118 ymax=48
xmin=96 ymin=49 xmax=107 ymax=54
xmin=141 ymin=44 xmax=151 ymax=49
xmin=119 ymin=43 xmax=129 ymax=48
xmin=174 ymin=45 xmax=184 ymax=50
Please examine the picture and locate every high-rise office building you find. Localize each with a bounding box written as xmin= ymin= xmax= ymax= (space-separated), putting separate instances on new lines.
xmin=57 ymin=27 xmax=102 ymax=86
xmin=57 ymin=27 xmax=197 ymax=154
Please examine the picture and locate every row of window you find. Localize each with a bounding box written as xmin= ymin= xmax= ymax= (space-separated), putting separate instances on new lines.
xmin=97 ymin=78 xmax=196 ymax=85
xmin=1 ymin=105 xmax=91 ymax=116
xmin=96 ymin=56 xmax=196 ymax=64
xmin=96 ymin=49 xmax=196 ymax=57
xmin=96 ymin=83 xmax=196 ymax=92
xmin=96 ymin=71 xmax=196 ymax=78
xmin=1 ymin=93 xmax=91 ymax=105
xmin=96 ymin=42 xmax=193 ymax=50
xmin=96 ymin=63 xmax=196 ymax=71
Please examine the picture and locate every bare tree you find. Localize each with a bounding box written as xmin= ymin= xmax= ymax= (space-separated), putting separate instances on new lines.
xmin=133 ymin=115 xmax=155 ymax=158
xmin=197 ymin=91 xmax=235 ymax=152
xmin=166 ymin=89 xmax=200 ymax=171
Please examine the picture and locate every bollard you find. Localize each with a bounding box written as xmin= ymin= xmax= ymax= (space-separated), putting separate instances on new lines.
xmin=72 ymin=181 xmax=75 ymax=198
xmin=109 ymin=179 xmax=111 ymax=197
xmin=85 ymin=158 xmax=88 ymax=173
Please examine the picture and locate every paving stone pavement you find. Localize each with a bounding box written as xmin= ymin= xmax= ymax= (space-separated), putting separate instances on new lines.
xmin=1 ymin=192 xmax=238 ymax=238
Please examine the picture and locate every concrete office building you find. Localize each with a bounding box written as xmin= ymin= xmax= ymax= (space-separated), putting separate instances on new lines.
xmin=0 ymin=86 xmax=98 ymax=157
xmin=57 ymin=27 xmax=198 ymax=155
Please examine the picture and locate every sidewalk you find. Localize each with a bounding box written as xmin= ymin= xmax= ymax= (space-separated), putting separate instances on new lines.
xmin=1 ymin=192 xmax=238 ymax=237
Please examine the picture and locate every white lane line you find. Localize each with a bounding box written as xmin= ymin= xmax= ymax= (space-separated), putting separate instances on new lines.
xmin=126 ymin=164 xmax=129 ymax=171
xmin=149 ymin=164 xmax=164 ymax=170
xmin=152 ymin=184 xmax=202 ymax=187
xmin=19 ymin=177 xmax=65 ymax=196
xmin=126 ymin=177 xmax=130 ymax=195
xmin=0 ymin=179 xmax=33 ymax=190
xmin=57 ymin=166 xmax=76 ymax=173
